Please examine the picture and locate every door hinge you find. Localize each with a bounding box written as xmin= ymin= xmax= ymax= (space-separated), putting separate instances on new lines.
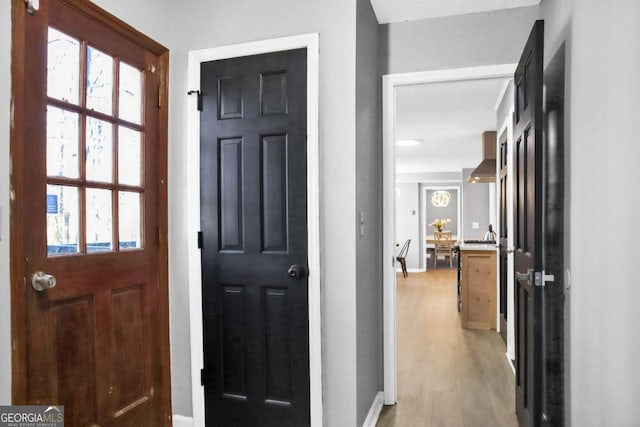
xmin=187 ymin=90 xmax=202 ymax=111
xmin=156 ymin=227 xmax=161 ymax=248
xmin=534 ymin=270 xmax=555 ymax=287
xmin=158 ymin=86 xmax=162 ymax=108
xmin=197 ymin=231 xmax=203 ymax=249
xmin=201 ymin=368 xmax=213 ymax=386
xmin=24 ymin=0 xmax=39 ymax=14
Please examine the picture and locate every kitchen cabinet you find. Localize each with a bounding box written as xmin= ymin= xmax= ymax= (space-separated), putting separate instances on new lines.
xmin=459 ymin=245 xmax=497 ymax=329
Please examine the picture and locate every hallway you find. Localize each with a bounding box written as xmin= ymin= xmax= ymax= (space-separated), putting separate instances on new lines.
xmin=376 ymin=270 xmax=518 ymax=427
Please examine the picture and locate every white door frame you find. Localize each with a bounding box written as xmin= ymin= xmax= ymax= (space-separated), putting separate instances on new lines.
xmin=186 ymin=34 xmax=322 ymax=426
xmin=382 ymin=64 xmax=516 ymax=404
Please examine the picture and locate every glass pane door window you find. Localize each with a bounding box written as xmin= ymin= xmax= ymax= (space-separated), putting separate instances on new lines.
xmin=46 ymin=27 xmax=144 ymax=256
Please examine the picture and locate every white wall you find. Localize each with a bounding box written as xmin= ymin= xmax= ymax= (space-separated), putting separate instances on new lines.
xmin=0 ymin=0 xmax=12 ymax=405
xmin=540 ymin=0 xmax=640 ymax=425
xmin=396 ymin=171 xmax=462 ymax=183
xmin=380 ymin=6 xmax=540 ymax=75
xmin=91 ymin=0 xmax=172 ymax=44
xmin=462 ymin=168 xmax=491 ymax=240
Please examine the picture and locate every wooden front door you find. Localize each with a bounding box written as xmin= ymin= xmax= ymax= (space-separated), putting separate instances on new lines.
xmin=513 ymin=20 xmax=544 ymax=427
xmin=199 ymin=49 xmax=310 ymax=426
xmin=10 ymin=1 xmax=171 ymax=425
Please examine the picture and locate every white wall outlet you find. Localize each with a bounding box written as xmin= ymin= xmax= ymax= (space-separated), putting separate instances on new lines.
xmin=472 ymin=222 xmax=480 ymax=229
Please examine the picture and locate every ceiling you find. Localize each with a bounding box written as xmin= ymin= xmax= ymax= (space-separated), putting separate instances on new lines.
xmin=369 ymin=0 xmax=541 ymax=24
xmin=375 ymin=1 xmax=535 ymax=177
xmin=395 ymin=78 xmax=509 ymax=174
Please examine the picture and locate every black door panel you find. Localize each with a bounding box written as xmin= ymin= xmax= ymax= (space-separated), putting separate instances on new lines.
xmin=514 ymin=20 xmax=544 ymax=427
xmin=200 ymin=49 xmax=309 ymax=427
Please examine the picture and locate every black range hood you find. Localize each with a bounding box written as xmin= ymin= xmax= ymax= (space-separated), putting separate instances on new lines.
xmin=467 ymin=131 xmax=497 ymax=183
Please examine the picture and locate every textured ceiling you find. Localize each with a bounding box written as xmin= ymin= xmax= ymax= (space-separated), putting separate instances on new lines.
xmin=395 ymin=78 xmax=509 ymax=174
xmin=370 ymin=0 xmax=540 ymax=24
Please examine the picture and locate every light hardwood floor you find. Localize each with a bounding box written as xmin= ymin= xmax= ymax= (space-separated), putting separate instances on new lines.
xmin=376 ymin=270 xmax=518 ymax=427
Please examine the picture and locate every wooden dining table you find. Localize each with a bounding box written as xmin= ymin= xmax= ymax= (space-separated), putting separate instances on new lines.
xmin=425 ymin=235 xmax=459 ymax=245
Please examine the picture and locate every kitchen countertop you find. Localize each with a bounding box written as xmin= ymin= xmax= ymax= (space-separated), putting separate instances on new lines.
xmin=457 ymin=242 xmax=498 ymax=251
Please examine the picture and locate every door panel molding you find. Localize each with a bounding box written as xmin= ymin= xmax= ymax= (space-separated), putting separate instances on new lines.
xmin=497 ymin=102 xmax=516 ymax=360
xmin=382 ymin=64 xmax=517 ymax=404
xmin=513 ymin=20 xmax=545 ymax=427
xmin=186 ymin=33 xmax=321 ymax=427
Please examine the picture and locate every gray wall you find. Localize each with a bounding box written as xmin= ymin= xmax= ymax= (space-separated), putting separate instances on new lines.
xmin=355 ymin=0 xmax=383 ymax=424
xmin=540 ymin=0 xmax=640 ymax=425
xmin=379 ymin=6 xmax=541 ymax=75
xmin=397 ymin=171 xmax=462 ymax=183
xmin=462 ymin=168 xmax=490 ymax=240
xmin=0 ymin=0 xmax=11 ymax=405
xmin=381 ymin=5 xmax=539 ymax=271
xmin=395 ymin=183 xmax=421 ymax=269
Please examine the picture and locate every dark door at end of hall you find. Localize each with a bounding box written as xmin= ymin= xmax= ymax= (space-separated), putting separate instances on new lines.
xmin=199 ymin=48 xmax=310 ymax=427
xmin=514 ymin=20 xmax=565 ymax=426
xmin=514 ymin=19 xmax=550 ymax=427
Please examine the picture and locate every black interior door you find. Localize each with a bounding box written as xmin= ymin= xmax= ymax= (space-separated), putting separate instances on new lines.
xmin=541 ymin=41 xmax=566 ymax=427
xmin=514 ymin=20 xmax=544 ymax=427
xmin=199 ymin=49 xmax=309 ymax=427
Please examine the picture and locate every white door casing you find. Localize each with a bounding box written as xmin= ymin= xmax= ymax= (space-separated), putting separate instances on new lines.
xmin=496 ymin=99 xmax=516 ymax=361
xmin=382 ymin=64 xmax=517 ymax=404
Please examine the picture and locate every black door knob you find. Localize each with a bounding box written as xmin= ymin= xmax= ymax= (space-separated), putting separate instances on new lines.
xmin=287 ymin=264 xmax=306 ymax=279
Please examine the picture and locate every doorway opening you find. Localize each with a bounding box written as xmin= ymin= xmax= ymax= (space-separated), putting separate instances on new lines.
xmin=382 ymin=65 xmax=517 ymax=423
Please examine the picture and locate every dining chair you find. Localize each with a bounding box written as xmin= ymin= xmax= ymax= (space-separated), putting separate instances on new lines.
xmin=396 ymin=239 xmax=411 ymax=278
xmin=434 ymin=231 xmax=454 ymax=268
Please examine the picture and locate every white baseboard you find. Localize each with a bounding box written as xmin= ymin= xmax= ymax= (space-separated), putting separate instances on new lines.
xmin=362 ymin=391 xmax=384 ymax=427
xmin=173 ymin=415 xmax=194 ymax=427
xmin=176 ymin=395 xmax=385 ymax=427
xmin=506 ymin=352 xmax=515 ymax=374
